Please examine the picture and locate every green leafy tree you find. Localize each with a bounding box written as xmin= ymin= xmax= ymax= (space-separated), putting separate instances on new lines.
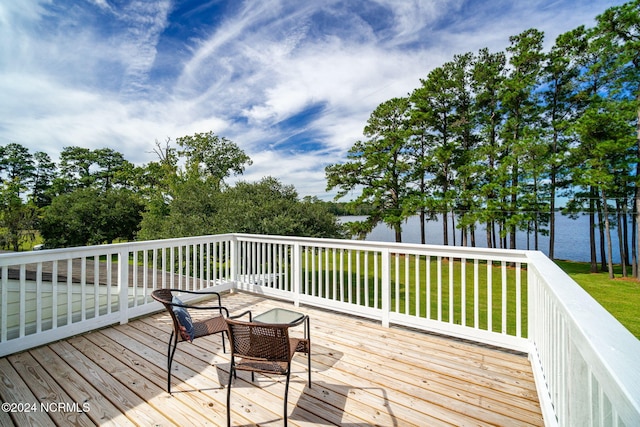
xmin=0 ymin=143 xmax=35 ymax=195
xmin=137 ymin=173 xmax=221 ymax=240
xmin=326 ymin=98 xmax=412 ymax=242
xmin=138 ymin=132 xmax=253 ymax=240
xmin=92 ymin=148 xmax=131 ymax=190
xmin=0 ymin=143 xmax=38 ymax=249
xmin=57 ymin=146 xmax=95 ymax=190
xmin=214 ymin=177 xmax=345 ymax=238
xmin=40 ymin=188 xmax=144 ymax=247
xmin=31 ymin=151 xmax=57 ymax=208
xmin=176 ymin=131 xmax=253 ymax=187
xmin=0 ymin=181 xmax=38 ymax=251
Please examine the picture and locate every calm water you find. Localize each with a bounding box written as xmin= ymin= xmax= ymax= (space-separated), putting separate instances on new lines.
xmin=341 ymin=214 xmax=629 ymax=263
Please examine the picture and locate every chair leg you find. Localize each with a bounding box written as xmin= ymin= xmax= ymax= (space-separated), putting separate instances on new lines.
xmin=167 ymin=332 xmax=178 ymax=394
xmin=227 ymin=363 xmax=234 ymax=427
xmin=284 ymin=369 xmax=291 ymax=427
xmin=307 ymin=342 xmax=312 ymax=387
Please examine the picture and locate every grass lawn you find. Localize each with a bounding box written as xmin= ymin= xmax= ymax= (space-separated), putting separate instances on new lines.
xmin=556 ymin=260 xmax=640 ymax=339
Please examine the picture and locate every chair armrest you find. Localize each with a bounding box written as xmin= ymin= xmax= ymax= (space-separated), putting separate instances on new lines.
xmin=167 ymin=289 xmax=228 ymax=316
xmin=168 ymin=288 xmax=222 ymax=306
xmin=228 ymin=310 xmax=252 ymax=321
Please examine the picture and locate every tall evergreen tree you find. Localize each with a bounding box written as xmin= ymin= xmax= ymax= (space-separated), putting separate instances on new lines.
xmin=471 ymin=48 xmax=507 ymax=248
xmin=500 ymin=29 xmax=545 ymax=249
xmin=326 ymin=97 xmax=413 ymax=242
xmin=540 ymin=26 xmax=588 ymax=259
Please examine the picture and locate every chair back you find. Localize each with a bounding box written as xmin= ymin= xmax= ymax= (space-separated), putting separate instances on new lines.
xmin=226 ymin=319 xmax=291 ymax=362
xmin=151 ymin=289 xmax=181 ymax=334
xmin=151 ymin=288 xmax=173 ymax=306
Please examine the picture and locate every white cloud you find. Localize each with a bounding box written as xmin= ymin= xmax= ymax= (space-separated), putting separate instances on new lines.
xmin=0 ymin=0 xmax=629 ymax=201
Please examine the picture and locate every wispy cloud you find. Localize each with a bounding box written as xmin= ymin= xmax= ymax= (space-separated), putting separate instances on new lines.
xmin=0 ymin=0 xmax=627 ymax=199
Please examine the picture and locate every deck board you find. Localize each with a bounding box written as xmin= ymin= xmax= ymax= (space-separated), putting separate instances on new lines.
xmin=0 ymin=292 xmax=544 ymax=426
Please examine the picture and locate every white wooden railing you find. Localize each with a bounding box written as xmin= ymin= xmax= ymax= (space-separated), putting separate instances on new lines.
xmin=0 ymin=233 xmax=638 ymax=426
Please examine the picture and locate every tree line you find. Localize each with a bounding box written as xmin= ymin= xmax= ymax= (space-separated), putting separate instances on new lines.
xmin=326 ymin=1 xmax=640 ymax=278
xmin=0 ymin=132 xmax=345 ymax=251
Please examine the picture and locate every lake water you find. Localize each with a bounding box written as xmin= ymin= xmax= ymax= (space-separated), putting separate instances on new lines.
xmin=341 ymin=214 xmax=630 ymax=263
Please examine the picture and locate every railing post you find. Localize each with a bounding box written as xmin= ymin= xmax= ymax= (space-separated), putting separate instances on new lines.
xmin=381 ymin=248 xmax=390 ymax=327
xmin=230 ymin=235 xmax=238 ymax=293
xmin=118 ymin=248 xmax=129 ymax=325
xmin=292 ymin=242 xmax=301 ymax=307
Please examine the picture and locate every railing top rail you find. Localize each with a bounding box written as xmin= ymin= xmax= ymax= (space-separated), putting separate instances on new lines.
xmin=232 ymin=233 xmax=532 ymax=261
xmin=0 ymin=234 xmax=236 ymax=265
xmin=1 ymin=233 xmax=530 ymax=265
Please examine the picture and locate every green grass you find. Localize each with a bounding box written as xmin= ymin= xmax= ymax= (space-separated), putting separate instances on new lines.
xmin=555 ymin=260 xmax=640 ymax=339
xmin=301 ymin=252 xmax=526 ymax=335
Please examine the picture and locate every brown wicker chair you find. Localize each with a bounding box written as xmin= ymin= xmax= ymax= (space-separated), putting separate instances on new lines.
xmin=225 ymin=318 xmax=311 ymax=427
xmin=151 ymin=288 xmax=250 ymax=394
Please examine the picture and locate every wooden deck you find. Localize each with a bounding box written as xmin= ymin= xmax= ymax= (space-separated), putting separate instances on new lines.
xmin=0 ymin=292 xmax=544 ymax=426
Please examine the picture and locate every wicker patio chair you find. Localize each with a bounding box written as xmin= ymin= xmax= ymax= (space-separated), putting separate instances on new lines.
xmin=151 ymin=288 xmax=250 ymax=394
xmin=225 ymin=318 xmax=311 ymax=427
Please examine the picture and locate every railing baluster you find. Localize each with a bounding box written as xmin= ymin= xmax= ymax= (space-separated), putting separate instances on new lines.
xmin=381 ymin=248 xmax=390 ymax=328
xmin=324 ymin=247 xmax=329 ymax=298
xmin=486 ymin=261 xmax=492 ymax=332
xmin=1 ymin=266 xmax=7 ymax=341
xmin=52 ymin=261 xmax=58 ymax=329
xmin=501 ymin=260 xmax=507 ymax=334
xmin=311 ymin=246 xmax=316 ymax=296
xmin=93 ymin=256 xmax=100 ymax=318
xmin=461 ymin=258 xmax=466 ymax=327
xmin=473 ymin=259 xmax=479 ymax=329
xmin=152 ymin=249 xmax=158 ymax=294
xmin=415 ymin=255 xmax=420 ymax=317
xmin=304 ymin=246 xmax=309 ymax=295
xmin=36 ymin=262 xmax=42 ymax=333
xmin=364 ymin=251 xmax=369 ymax=307
xmin=516 ymin=262 xmax=521 ymax=337
xmin=332 ymin=248 xmax=337 ymax=301
xmin=404 ymin=254 xmax=409 ymax=315
xmin=19 ymin=265 xmax=26 ymax=337
xmin=358 ymin=250 xmax=363 ymax=306
xmin=81 ymin=257 xmax=86 ymax=320
xmin=66 ymin=259 xmax=73 ymax=324
xmin=426 ymin=255 xmax=431 ymax=320
xmin=448 ymin=256 xmax=454 ymax=323
xmin=437 ymin=256 xmax=442 ymax=321
xmin=394 ymin=253 xmax=399 ymax=313
xmin=347 ymin=250 xmax=352 ymax=303
xmin=106 ymin=256 xmax=112 ymax=314
xmin=374 ymin=251 xmax=379 ymax=309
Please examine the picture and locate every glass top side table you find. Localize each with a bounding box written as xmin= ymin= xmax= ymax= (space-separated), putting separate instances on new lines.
xmin=253 ymin=307 xmax=305 ymax=325
xmin=253 ymin=307 xmax=309 ymax=339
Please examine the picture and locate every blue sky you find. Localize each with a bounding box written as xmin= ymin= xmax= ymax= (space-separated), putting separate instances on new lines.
xmin=0 ymin=0 xmax=626 ymax=200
